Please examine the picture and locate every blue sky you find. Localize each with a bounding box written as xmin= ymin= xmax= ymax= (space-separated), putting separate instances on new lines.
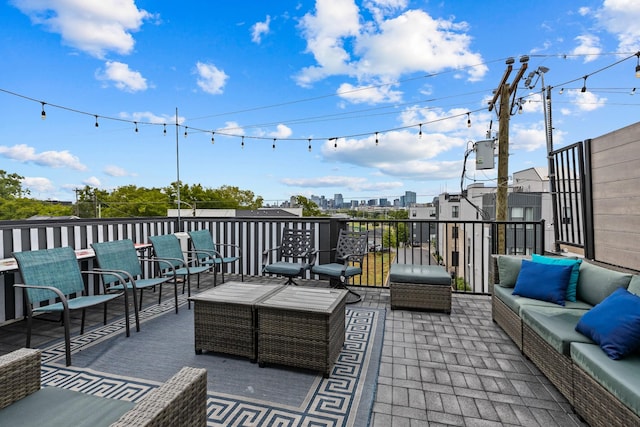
xmin=1 ymin=0 xmax=639 ymax=205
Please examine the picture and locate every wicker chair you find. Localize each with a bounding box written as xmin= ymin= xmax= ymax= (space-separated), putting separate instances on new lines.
xmin=188 ymin=230 xmax=243 ymax=285
xmin=149 ymin=234 xmax=212 ymax=303
xmin=311 ymin=229 xmax=368 ymax=304
xmin=13 ymin=246 xmax=131 ymax=366
xmin=92 ymin=239 xmax=180 ymax=315
xmin=0 ymin=348 xmax=207 ymax=426
xmin=262 ymin=228 xmax=316 ymax=285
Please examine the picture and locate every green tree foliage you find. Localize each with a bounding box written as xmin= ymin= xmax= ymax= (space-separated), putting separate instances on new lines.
xmin=382 ymin=222 xmax=410 ymax=247
xmin=0 ymin=170 xmax=28 ymax=199
xmin=294 ymin=195 xmax=324 ymax=217
xmin=0 ymin=198 xmax=73 ymax=220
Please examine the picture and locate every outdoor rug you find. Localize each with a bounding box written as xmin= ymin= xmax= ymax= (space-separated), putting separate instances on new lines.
xmin=38 ymin=291 xmax=385 ymax=427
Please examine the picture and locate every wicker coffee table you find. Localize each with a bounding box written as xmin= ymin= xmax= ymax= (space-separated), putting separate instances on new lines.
xmin=256 ymin=287 xmax=348 ymax=377
xmin=189 ymin=282 xmax=283 ymax=361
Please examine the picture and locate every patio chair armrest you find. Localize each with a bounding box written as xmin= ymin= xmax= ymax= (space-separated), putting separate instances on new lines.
xmin=138 ymin=257 xmax=176 ymax=272
xmin=261 ymin=246 xmax=280 ymax=265
xmin=13 ymin=284 xmax=69 ymax=307
xmin=217 ymin=243 xmax=243 ymax=257
xmin=151 ymin=256 xmax=186 ymax=272
xmin=307 ymin=250 xmax=318 ymax=266
xmin=110 ymin=366 xmax=207 ymax=427
xmin=88 ymin=269 xmax=135 ymax=291
xmin=0 ymin=348 xmax=41 ymax=410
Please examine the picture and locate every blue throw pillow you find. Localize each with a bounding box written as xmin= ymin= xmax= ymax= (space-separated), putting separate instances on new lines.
xmin=531 ymin=254 xmax=582 ymax=302
xmin=512 ymin=259 xmax=573 ymax=306
xmin=576 ymin=287 xmax=640 ymax=360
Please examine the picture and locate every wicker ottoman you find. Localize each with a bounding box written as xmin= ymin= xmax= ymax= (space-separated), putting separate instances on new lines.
xmin=256 ymin=287 xmax=348 ymax=377
xmin=189 ymin=282 xmax=283 ymax=361
xmin=389 ymin=264 xmax=452 ymax=313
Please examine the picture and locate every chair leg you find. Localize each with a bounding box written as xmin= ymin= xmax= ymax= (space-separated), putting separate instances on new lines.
xmin=25 ymin=313 xmax=33 ymax=348
xmin=173 ymin=279 xmax=179 ymax=314
xmin=81 ymin=309 xmax=86 ymax=335
xmin=122 ymin=289 xmax=131 ymax=338
xmin=63 ymin=309 xmax=72 ymax=366
xmin=130 ymin=288 xmax=140 ymax=333
xmin=139 ymin=288 xmax=145 ymax=311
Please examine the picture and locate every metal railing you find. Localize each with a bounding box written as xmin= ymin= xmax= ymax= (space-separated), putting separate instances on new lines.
xmin=0 ymin=216 xmax=544 ymax=323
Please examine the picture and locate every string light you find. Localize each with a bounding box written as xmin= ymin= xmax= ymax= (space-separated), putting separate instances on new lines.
xmin=241 ymin=135 xmax=245 ymax=149
xmin=518 ymin=99 xmax=523 ymax=114
xmin=466 ymin=112 xmax=471 ymax=128
xmin=375 ymin=132 xmax=379 ymax=145
xmin=94 ymin=115 xmax=99 ymax=127
xmin=272 ymin=138 xmax=276 ymax=150
xmin=418 ymin=123 xmax=422 ymax=139
xmin=211 ymin=132 xmax=215 ymax=144
xmin=558 ymin=88 xmax=564 ymax=94
xmin=184 ymin=127 xmax=188 ymax=138
xmin=134 ymin=121 xmax=138 ymax=132
xmin=636 ymin=52 xmax=640 ymax=78
xmin=308 ymin=138 xmax=312 ymax=152
xmin=163 ymin=123 xmax=167 ymax=135
xmin=40 ymin=102 xmax=46 ymax=120
xmin=581 ymin=76 xmax=588 ymax=93
xmin=631 ymin=88 xmax=636 ymax=95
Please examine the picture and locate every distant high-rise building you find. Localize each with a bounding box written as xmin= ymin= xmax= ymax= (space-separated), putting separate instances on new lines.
xmin=379 ymin=198 xmax=388 ymax=207
xmin=405 ymin=191 xmax=417 ymax=207
xmin=334 ymin=193 xmax=343 ymax=208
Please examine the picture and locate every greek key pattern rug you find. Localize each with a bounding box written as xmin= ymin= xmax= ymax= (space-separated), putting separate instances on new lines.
xmin=39 ymin=292 xmax=384 ymax=427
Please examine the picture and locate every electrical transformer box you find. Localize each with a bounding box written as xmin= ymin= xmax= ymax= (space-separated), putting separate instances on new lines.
xmin=475 ymin=139 xmax=495 ymax=170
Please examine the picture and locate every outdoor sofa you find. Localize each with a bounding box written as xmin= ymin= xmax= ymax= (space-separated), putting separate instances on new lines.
xmin=491 ymin=254 xmax=640 ymax=427
xmin=0 ymin=348 xmax=208 ymax=426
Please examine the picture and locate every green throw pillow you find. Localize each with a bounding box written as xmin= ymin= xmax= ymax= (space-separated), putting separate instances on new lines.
xmin=629 ymin=275 xmax=640 ymax=297
xmin=497 ymin=256 xmax=525 ymax=287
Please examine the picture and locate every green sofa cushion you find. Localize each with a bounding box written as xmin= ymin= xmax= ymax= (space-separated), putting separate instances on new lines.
xmin=521 ymin=306 xmax=592 ymax=355
xmin=0 ymin=386 xmax=134 ymax=426
xmin=577 ymin=262 xmax=632 ymax=306
xmin=629 ymin=275 xmax=640 ymax=296
xmin=389 ymin=264 xmax=451 ymax=285
xmin=496 ymin=255 xmax=528 ymax=287
xmin=571 ymin=342 xmax=640 ymax=417
xmin=494 ymin=284 xmax=592 ymax=316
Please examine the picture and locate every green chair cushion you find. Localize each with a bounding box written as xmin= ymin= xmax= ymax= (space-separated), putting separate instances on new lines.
xmin=494 ymin=284 xmax=592 ymax=316
xmin=521 ymin=306 xmax=592 ymax=355
xmin=577 ymin=261 xmax=632 ymax=306
xmin=0 ymin=386 xmax=134 ymax=427
xmin=389 ymin=264 xmax=451 ymax=285
xmin=571 ymin=342 xmax=640 ymax=417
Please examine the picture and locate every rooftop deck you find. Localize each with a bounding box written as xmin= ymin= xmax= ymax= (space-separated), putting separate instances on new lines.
xmin=0 ymin=274 xmax=585 ymax=426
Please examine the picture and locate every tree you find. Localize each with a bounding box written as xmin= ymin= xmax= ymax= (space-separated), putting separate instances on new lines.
xmin=382 ymin=222 xmax=410 ymax=247
xmin=294 ymin=195 xmax=324 ymax=217
xmin=0 ymin=170 xmax=28 ymax=199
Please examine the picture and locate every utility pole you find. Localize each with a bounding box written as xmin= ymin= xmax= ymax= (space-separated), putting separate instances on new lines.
xmin=488 ymin=56 xmax=529 ymax=254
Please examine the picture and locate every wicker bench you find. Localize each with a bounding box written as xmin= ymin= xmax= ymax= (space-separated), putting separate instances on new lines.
xmin=389 ymin=264 xmax=452 ymax=313
xmin=0 ymin=348 xmax=208 ymax=427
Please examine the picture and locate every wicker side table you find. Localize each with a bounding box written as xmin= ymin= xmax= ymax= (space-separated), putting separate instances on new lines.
xmin=389 ymin=264 xmax=452 ymax=313
xmin=256 ymin=287 xmax=348 ymax=377
xmin=189 ymin=282 xmax=283 ymax=361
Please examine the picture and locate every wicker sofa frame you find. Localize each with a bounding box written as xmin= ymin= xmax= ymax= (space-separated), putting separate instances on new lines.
xmin=0 ymin=348 xmax=208 ymax=427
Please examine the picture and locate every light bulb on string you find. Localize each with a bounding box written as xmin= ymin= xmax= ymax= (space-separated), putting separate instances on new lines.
xmin=184 ymin=127 xmax=188 ymax=138
xmin=94 ymin=115 xmax=99 ymax=128
xmin=558 ymin=88 xmax=564 ymax=95
xmin=308 ymin=138 xmax=312 ymax=152
xmin=375 ymin=132 xmax=379 ymax=146
xmin=518 ymin=99 xmax=523 ymax=114
xmin=211 ymin=132 xmax=215 ymax=144
xmin=466 ymin=113 xmax=471 ymax=128
xmin=635 ymin=52 xmax=640 ymax=78
xmin=134 ymin=122 xmax=138 ymax=132
xmin=631 ymin=88 xmax=637 ymax=95
xmin=581 ymin=76 xmax=588 ymax=93
xmin=163 ymin=124 xmax=167 ymax=135
xmin=241 ymin=136 xmax=245 ymax=149
xmin=273 ymin=138 xmax=276 ymax=150
xmin=40 ymin=102 xmax=46 ymax=120
xmin=418 ymin=123 xmax=422 ymax=139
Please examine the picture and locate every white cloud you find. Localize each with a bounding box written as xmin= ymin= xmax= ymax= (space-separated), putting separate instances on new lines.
xmin=251 ymin=15 xmax=271 ymax=43
xmin=96 ymin=61 xmax=148 ymax=92
xmin=104 ymin=165 xmax=136 ymax=177
xmin=0 ymin=144 xmax=87 ymax=170
xmin=195 ymin=62 xmax=229 ymax=95
xmin=83 ymin=176 xmax=101 ymax=187
xmin=566 ymin=89 xmax=608 ymax=112
xmin=296 ymin=3 xmax=487 ymax=93
xmin=269 ymin=124 xmax=293 ymax=139
xmin=596 ymin=0 xmax=640 ymax=53
xmin=11 ymin=0 xmax=152 ymax=58
xmin=337 ymin=82 xmax=402 ymax=104
xmin=572 ymin=34 xmax=601 ymax=62
xmin=119 ymin=111 xmax=183 ymax=125
xmin=21 ymin=177 xmax=55 ymax=193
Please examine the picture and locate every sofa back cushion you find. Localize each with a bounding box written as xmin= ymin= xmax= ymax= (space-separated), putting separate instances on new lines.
xmin=496 ymin=255 xmax=529 ymax=287
xmin=577 ymin=262 xmax=632 ymax=306
xmin=628 ymin=275 xmax=640 ymax=296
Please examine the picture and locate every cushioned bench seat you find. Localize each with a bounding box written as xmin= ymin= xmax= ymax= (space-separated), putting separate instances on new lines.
xmin=571 ymin=342 xmax=640 ymax=427
xmin=389 ymin=264 xmax=452 ymax=313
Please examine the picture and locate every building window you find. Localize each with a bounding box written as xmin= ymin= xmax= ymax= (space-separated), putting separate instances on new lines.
xmin=511 ymin=207 xmax=524 ymax=221
xmin=452 ymin=205 xmax=459 ymax=218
